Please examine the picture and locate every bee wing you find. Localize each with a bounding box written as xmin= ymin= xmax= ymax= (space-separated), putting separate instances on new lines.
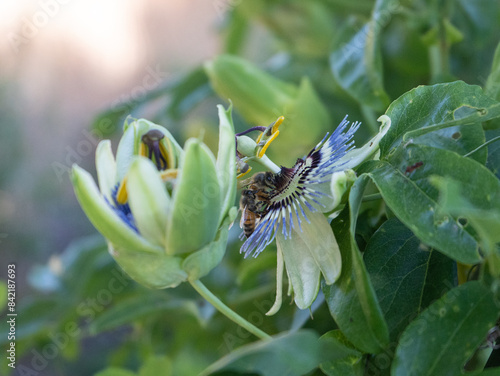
xmin=237 ymin=176 xmax=253 ymax=190
xmin=239 ymin=205 xmax=247 ymax=228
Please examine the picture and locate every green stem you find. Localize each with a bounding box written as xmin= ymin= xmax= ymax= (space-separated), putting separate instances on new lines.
xmin=190 ymin=279 xmax=272 ymax=340
xmin=428 ymin=2 xmax=452 ymax=83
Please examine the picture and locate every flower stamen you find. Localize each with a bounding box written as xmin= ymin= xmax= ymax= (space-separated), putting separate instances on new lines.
xmin=115 ymin=130 xmax=178 ymax=205
xmin=255 ymin=116 xmax=284 ymax=158
xmin=140 ymin=129 xmax=173 ymax=171
xmin=116 ymin=175 xmax=128 ymax=205
xmin=160 ymin=169 xmax=178 ymax=181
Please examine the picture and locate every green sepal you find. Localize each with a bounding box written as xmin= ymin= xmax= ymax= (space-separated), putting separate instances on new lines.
xmin=204 ymin=54 xmax=296 ymax=126
xmin=71 ymin=165 xmax=162 ymax=255
xmin=109 ymin=243 xmax=187 ymax=289
xmin=166 ymin=138 xmax=221 ymax=255
xmin=182 ymin=215 xmax=230 ymax=281
xmin=277 ymin=208 xmax=341 ymax=310
xmin=215 ymin=104 xmax=237 ymax=224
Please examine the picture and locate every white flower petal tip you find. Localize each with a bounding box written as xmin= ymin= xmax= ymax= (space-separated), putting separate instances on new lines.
xmin=337 ymin=114 xmax=392 ymax=170
xmin=266 ymin=248 xmax=284 ymax=316
xmin=377 ymin=114 xmax=392 ymax=134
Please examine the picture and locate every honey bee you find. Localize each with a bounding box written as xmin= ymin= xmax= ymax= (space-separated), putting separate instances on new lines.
xmin=239 ymin=172 xmax=278 ymax=238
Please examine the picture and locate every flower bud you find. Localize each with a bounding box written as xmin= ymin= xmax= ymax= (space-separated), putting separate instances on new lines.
xmin=71 ymin=106 xmax=237 ymax=288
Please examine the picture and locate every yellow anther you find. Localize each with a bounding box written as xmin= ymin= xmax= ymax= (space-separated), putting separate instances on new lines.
xmin=256 ymin=132 xmax=263 ymax=145
xmin=237 ymin=166 xmax=252 ymax=179
xmin=272 ymin=116 xmax=285 ymax=133
xmin=140 ymin=129 xmax=175 ymax=171
xmin=160 ymin=169 xmax=178 ymax=181
xmin=162 ymin=136 xmax=175 ymax=170
xmin=139 ymin=142 xmax=148 ymax=158
xmin=257 ymin=130 xmax=279 ymax=158
xmin=116 ymin=176 xmax=128 ymax=205
xmin=255 ymin=116 xmax=284 ymax=158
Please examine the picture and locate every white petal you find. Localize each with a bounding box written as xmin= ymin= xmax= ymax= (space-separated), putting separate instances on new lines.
xmin=276 ymin=228 xmax=320 ymax=310
xmin=95 ymin=140 xmax=117 ymax=203
xmin=266 ymin=247 xmax=284 ymax=316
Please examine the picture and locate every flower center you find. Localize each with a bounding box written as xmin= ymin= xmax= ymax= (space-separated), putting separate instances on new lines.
xmin=116 ymin=129 xmax=177 ymax=205
xmin=235 ymin=116 xmax=284 ymax=178
xmin=140 ymin=129 xmax=170 ymax=171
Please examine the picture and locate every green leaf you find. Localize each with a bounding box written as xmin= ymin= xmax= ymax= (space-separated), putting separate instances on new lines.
xmin=92 ymin=106 xmax=131 ymax=138
xmin=205 ymin=54 xmax=329 ymax=164
xmin=199 ymin=330 xmax=322 ymax=376
xmin=380 ymin=82 xmax=500 ymax=162
xmin=319 ymin=330 xmax=365 ymax=376
xmin=364 ymin=218 xmax=456 ymax=341
xmin=362 ymin=143 xmax=500 ymax=264
xmin=323 ymin=175 xmax=389 ymax=354
xmin=205 ymin=54 xmax=297 ymax=127
xmin=167 ymin=67 xmax=211 ymax=120
xmin=166 ymin=138 xmax=221 ymax=255
xmin=391 ymin=281 xmax=499 ymax=376
xmin=139 ymin=355 xmax=172 ymax=376
xmin=479 ymin=368 xmax=500 ymax=375
xmin=91 ymin=81 xmax=171 ymax=137
xmin=432 ymin=176 xmax=500 ymax=248
xmin=330 ymin=0 xmax=393 ymax=111
xmin=486 ymin=129 xmax=500 ymax=178
xmin=432 ymin=176 xmax=500 ymax=277
xmin=94 ymin=367 xmax=136 ymax=376
xmin=321 ymin=357 xmax=364 ymax=376
xmin=485 ymin=41 xmax=500 ymax=101
xmin=89 ymin=292 xmax=199 ymax=334
xmin=223 ymin=9 xmax=249 ymax=55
